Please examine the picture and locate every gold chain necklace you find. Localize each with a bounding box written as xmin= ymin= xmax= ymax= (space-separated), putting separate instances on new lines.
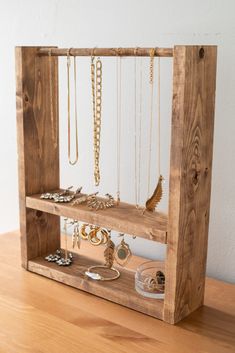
xmin=91 ymin=54 xmax=103 ymax=186
xmin=67 ymin=49 xmax=79 ymax=165
xmin=49 ymin=49 xmax=57 ymax=148
xmin=137 ymin=57 xmax=143 ymax=207
xmin=157 ymin=57 xmax=161 ymax=176
xmin=134 ymin=48 xmax=138 ymax=207
xmin=116 ymin=56 xmax=122 ymax=204
xmin=145 ymin=55 xmax=164 ymax=212
xmin=147 ymin=48 xmax=155 ymax=197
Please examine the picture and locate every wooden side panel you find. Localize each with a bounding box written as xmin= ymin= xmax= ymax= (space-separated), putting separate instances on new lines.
xmin=164 ymin=46 xmax=217 ymax=324
xmin=15 ymin=47 xmax=60 ymax=268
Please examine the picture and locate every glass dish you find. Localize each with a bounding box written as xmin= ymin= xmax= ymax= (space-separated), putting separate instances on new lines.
xmin=135 ymin=260 xmax=165 ymax=299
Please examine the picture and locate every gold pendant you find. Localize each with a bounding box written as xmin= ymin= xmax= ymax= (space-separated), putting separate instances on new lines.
xmin=115 ymin=238 xmax=132 ymax=267
xmin=145 ymin=175 xmax=164 ymax=212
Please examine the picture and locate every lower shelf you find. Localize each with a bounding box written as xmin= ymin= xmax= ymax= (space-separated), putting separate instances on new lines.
xmin=28 ymin=252 xmax=164 ymax=320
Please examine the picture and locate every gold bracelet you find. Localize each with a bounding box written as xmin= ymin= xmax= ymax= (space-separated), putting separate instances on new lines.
xmin=85 ymin=265 xmax=120 ymax=281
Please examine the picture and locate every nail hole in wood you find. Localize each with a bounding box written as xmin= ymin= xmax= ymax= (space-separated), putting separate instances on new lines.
xmin=36 ymin=210 xmax=43 ymax=218
xmin=199 ymin=47 xmax=204 ymax=59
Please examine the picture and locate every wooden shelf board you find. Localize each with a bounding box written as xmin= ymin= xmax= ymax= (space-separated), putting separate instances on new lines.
xmin=28 ymin=252 xmax=164 ymax=320
xmin=26 ymin=194 xmax=168 ymax=244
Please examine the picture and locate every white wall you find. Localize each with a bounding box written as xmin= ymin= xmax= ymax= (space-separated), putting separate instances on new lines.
xmin=0 ymin=0 xmax=234 ymax=283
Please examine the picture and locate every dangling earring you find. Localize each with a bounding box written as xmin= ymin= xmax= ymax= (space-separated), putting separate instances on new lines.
xmin=72 ymin=220 xmax=81 ymax=249
xmin=114 ymin=234 xmax=132 ymax=266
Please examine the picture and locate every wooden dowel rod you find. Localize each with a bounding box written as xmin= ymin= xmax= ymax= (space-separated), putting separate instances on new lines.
xmin=38 ymin=47 xmax=173 ymax=57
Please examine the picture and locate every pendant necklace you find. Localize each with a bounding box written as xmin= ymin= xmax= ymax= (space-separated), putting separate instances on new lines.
xmin=67 ymin=49 xmax=79 ymax=165
xmin=116 ymin=55 xmax=122 ymax=204
xmin=145 ymin=52 xmax=164 ymax=212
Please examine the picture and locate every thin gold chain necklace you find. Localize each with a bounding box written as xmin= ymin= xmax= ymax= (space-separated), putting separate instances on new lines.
xmin=134 ymin=50 xmax=138 ymax=207
xmin=67 ymin=49 xmax=79 ymax=165
xmin=49 ymin=49 xmax=57 ymax=148
xmin=137 ymin=57 xmax=143 ymax=207
xmin=116 ymin=56 xmax=122 ymax=204
xmin=147 ymin=48 xmax=155 ymax=197
xmin=157 ymin=57 xmax=161 ymax=176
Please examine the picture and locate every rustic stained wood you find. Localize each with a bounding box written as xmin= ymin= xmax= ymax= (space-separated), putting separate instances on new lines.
xmin=26 ymin=193 xmax=168 ymax=243
xmin=15 ymin=46 xmax=60 ymax=268
xmin=2 ymin=231 xmax=235 ymax=353
xmin=164 ymin=46 xmax=217 ymax=324
xmin=28 ymin=252 xmax=164 ymax=319
xmin=38 ymin=47 xmax=173 ymax=57
xmin=16 ymin=45 xmax=217 ymax=324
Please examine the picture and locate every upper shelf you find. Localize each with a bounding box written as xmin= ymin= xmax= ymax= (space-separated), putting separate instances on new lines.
xmin=26 ymin=193 xmax=168 ymax=244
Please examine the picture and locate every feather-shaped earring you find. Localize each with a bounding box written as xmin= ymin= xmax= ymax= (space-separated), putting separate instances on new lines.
xmin=104 ymin=234 xmax=115 ymax=268
xmin=145 ymin=175 xmax=164 ymax=212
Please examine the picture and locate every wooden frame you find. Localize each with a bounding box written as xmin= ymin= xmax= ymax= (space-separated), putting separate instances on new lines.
xmin=15 ymin=45 xmax=217 ymax=324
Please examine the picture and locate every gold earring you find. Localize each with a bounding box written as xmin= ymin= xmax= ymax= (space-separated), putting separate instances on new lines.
xmin=88 ymin=227 xmax=103 ymax=246
xmin=72 ymin=221 xmax=80 ymax=249
xmin=79 ymin=223 xmax=91 ymax=240
xmin=115 ymin=236 xmax=132 ymax=266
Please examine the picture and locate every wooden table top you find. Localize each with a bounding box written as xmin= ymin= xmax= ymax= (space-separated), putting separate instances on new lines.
xmin=0 ymin=231 xmax=234 ymax=353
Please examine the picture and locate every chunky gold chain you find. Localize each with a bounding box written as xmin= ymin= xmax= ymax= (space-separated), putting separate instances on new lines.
xmin=91 ymin=55 xmax=103 ymax=186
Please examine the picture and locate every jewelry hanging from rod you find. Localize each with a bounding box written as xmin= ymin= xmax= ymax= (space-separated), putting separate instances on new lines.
xmin=48 ymin=49 xmax=57 ymax=148
xmin=116 ymin=52 xmax=122 ymax=204
xmin=145 ymin=55 xmax=164 ymax=212
xmin=134 ymin=48 xmax=138 ymax=208
xmin=137 ymin=56 xmax=143 ymax=208
xmin=67 ymin=48 xmax=79 ymax=165
xmin=133 ymin=48 xmax=143 ymax=209
xmin=91 ymin=49 xmax=103 ymax=186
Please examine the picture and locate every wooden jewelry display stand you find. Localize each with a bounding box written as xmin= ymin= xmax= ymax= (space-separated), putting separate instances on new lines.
xmin=15 ymin=45 xmax=217 ymax=324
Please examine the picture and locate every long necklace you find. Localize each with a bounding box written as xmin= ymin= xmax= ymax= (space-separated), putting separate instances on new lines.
xmin=116 ymin=56 xmax=122 ymax=204
xmin=48 ymin=49 xmax=57 ymax=148
xmin=157 ymin=58 xmax=161 ymax=176
xmin=91 ymin=54 xmax=103 ymax=186
xmin=145 ymin=56 xmax=164 ymax=212
xmin=67 ymin=49 xmax=79 ymax=165
xmin=134 ymin=48 xmax=138 ymax=207
xmin=147 ymin=48 xmax=155 ymax=197
xmin=137 ymin=57 xmax=143 ymax=207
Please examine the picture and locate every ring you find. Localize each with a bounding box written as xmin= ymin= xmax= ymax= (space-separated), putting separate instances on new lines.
xmin=85 ymin=265 xmax=120 ymax=281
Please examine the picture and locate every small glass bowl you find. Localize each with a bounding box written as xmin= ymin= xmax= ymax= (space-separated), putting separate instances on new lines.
xmin=135 ymin=260 xmax=165 ymax=299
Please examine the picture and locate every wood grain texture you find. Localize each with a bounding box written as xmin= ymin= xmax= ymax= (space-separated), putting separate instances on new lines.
xmin=164 ymin=46 xmax=217 ymax=324
xmin=28 ymin=252 xmax=164 ymax=320
xmin=38 ymin=47 xmax=173 ymax=57
xmin=0 ymin=231 xmax=235 ymax=353
xmin=15 ymin=47 xmax=60 ymax=268
xmin=26 ymin=193 xmax=168 ymax=243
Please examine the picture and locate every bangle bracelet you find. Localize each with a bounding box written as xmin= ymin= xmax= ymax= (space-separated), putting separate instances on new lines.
xmin=85 ymin=265 xmax=120 ymax=281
